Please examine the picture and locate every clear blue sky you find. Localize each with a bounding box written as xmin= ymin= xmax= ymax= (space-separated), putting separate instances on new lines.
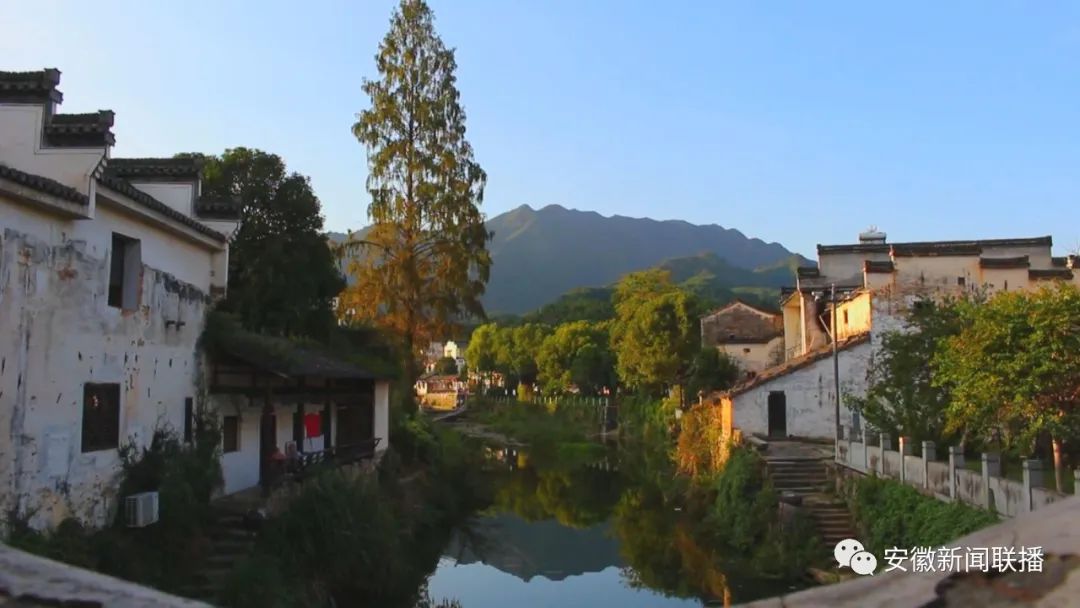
xmin=3 ymin=1 xmax=1078 ymax=258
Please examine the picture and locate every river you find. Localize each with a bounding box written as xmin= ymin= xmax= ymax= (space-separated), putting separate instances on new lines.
xmin=417 ymin=444 xmax=805 ymax=607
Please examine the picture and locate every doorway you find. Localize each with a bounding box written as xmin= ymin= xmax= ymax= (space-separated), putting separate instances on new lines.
xmin=259 ymin=412 xmax=277 ymax=486
xmin=767 ymin=391 xmax=787 ymax=438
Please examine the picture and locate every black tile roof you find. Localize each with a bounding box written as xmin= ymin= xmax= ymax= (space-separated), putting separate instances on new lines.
xmin=1029 ymin=268 xmax=1073 ymax=280
xmin=864 ymin=260 xmax=894 ymax=273
xmin=796 ymin=266 xmax=820 ymax=278
xmin=0 ymin=164 xmax=88 ymax=205
xmin=108 ymin=157 xmax=202 ymax=179
xmin=0 ymin=69 xmax=62 ymax=104
xmin=98 ymin=174 xmax=227 ymax=242
xmin=44 ymin=111 xmax=115 ymax=147
xmin=194 ymin=198 xmax=241 ymax=220
xmin=979 ymin=256 xmax=1030 ymax=269
xmin=891 ymin=243 xmax=983 ymax=257
xmin=1052 ymin=256 xmax=1068 ymax=268
xmin=819 ymin=236 xmax=1053 ymax=255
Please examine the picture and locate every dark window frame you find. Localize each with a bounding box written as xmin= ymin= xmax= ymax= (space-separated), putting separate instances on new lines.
xmin=81 ymin=383 xmax=121 ymax=453
xmin=108 ymin=232 xmax=141 ymax=310
xmin=183 ymin=397 xmax=194 ymax=443
xmin=222 ymin=415 xmax=240 ymax=453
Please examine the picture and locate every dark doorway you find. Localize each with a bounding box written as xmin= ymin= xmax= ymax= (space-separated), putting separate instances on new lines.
xmin=259 ymin=412 xmax=277 ymax=486
xmin=767 ymin=391 xmax=787 ymax=438
xmin=336 ymin=401 xmax=374 ymax=447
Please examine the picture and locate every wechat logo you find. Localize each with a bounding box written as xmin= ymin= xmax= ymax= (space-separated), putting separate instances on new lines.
xmin=835 ymin=538 xmax=877 ymax=576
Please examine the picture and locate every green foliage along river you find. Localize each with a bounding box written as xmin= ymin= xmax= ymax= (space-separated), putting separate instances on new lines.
xmin=418 ymin=400 xmax=816 ymax=607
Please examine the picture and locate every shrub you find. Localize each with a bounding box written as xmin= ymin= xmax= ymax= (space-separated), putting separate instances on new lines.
xmin=848 ymin=475 xmax=997 ymax=553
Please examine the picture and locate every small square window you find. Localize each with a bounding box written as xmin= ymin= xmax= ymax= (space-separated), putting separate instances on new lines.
xmin=957 ymin=276 xmax=966 ymax=287
xmin=82 ymin=383 xmax=120 ymax=453
xmin=743 ymin=347 xmax=751 ymax=354
xmin=222 ymin=415 xmax=240 ymax=453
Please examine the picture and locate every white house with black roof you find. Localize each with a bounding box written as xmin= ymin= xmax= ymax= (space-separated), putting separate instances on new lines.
xmin=0 ymin=68 xmax=241 ymax=529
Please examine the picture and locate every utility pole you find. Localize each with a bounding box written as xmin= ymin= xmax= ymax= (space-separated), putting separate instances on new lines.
xmin=831 ymin=283 xmax=841 ymax=440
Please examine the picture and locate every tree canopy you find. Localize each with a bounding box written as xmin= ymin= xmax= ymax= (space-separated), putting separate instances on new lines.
xmin=536 ymin=321 xmax=615 ymax=395
xmin=188 ymin=147 xmax=344 ymax=339
xmin=934 ymin=284 xmax=1080 ymax=488
xmin=848 ymin=296 xmax=967 ymax=444
xmin=339 ymin=0 xmax=490 ymax=389
xmin=611 ymin=270 xmax=702 ymax=395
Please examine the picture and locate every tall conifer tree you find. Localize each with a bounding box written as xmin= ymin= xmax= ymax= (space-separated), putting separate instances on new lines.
xmin=340 ymin=0 xmax=491 ymax=395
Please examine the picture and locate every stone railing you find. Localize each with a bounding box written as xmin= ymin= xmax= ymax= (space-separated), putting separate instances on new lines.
xmin=835 ymin=425 xmax=1076 ymax=517
xmin=0 ymin=542 xmax=209 ymax=607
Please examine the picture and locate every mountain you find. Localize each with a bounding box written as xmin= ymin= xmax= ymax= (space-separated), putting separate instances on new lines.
xmin=522 ymin=251 xmax=798 ymax=326
xmin=328 ymin=204 xmax=810 ymax=314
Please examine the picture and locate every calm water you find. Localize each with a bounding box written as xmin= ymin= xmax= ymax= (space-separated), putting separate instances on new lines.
xmin=420 ymin=446 xmax=798 ymax=607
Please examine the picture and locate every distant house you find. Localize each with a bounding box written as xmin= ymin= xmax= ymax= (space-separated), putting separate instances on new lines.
xmin=0 ymin=69 xmax=239 ymax=528
xmin=415 ymin=374 xmax=464 ymax=396
xmin=713 ymin=229 xmax=1080 ymax=441
xmin=700 ymin=300 xmax=784 ymax=374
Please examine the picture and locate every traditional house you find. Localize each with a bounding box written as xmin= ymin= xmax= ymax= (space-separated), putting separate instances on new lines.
xmin=700 ymin=300 xmax=784 ymax=374
xmin=714 ymin=229 xmax=1078 ymax=441
xmin=0 ymin=69 xmax=239 ymax=528
xmin=202 ymin=316 xmax=391 ymax=495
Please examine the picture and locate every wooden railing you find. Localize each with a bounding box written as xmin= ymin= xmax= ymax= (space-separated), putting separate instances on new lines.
xmin=285 ymin=438 xmax=381 ymax=479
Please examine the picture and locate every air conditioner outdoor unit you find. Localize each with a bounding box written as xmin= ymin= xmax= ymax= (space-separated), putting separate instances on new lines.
xmin=124 ymin=491 xmax=159 ymax=528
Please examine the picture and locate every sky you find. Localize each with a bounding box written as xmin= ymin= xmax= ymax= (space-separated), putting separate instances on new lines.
xmin=3 ymin=1 xmax=1078 ymax=258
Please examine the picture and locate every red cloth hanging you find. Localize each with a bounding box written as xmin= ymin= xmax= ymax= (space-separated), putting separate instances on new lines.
xmin=304 ymin=412 xmax=322 ymax=438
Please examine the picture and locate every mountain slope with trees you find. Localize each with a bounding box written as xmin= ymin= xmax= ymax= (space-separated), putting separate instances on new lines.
xmin=331 ymin=203 xmax=809 ymax=315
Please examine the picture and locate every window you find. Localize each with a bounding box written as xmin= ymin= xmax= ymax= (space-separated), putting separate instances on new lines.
xmin=743 ymin=347 xmax=751 ymax=354
xmin=183 ymin=398 xmax=194 ymax=443
xmin=843 ymin=310 xmax=849 ymax=324
xmin=1004 ymin=280 xmax=1009 ymax=291
xmin=108 ymin=233 xmax=141 ymax=310
xmin=957 ymin=276 xmax=966 ymax=287
xmin=82 ymin=383 xmax=120 ymax=453
xmin=222 ymin=416 xmax=240 ymax=453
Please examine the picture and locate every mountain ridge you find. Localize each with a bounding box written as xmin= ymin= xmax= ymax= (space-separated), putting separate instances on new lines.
xmin=328 ymin=204 xmax=811 ymax=314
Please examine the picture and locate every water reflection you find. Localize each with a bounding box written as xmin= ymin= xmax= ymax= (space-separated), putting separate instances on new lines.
xmin=424 ymin=445 xmax=760 ymax=607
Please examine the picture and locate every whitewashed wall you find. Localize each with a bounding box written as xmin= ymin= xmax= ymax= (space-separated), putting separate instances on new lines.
xmin=0 ymin=194 xmax=218 ymax=529
xmin=731 ymin=340 xmax=872 ymax=440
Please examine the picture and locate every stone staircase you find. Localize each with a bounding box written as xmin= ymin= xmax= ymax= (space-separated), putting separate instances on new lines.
xmin=178 ymin=501 xmax=261 ymax=604
xmin=766 ymin=454 xmax=857 ymax=550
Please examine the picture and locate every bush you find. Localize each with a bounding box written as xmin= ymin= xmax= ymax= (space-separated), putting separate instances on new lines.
xmin=847 ymin=475 xmax=997 ymax=554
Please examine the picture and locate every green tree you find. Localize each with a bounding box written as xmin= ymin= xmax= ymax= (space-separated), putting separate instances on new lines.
xmin=339 ymin=0 xmax=491 ymax=402
xmin=509 ymin=323 xmax=549 ymax=386
xmin=847 ymin=296 xmax=967 ymax=444
xmin=465 ymin=323 xmax=500 ymax=372
xmin=189 ymin=148 xmax=344 ymax=338
xmin=686 ymin=348 xmax=741 ymax=399
xmin=610 ymin=270 xmax=701 ymax=396
xmin=934 ymin=284 xmax=1080 ymax=491
xmin=537 ymin=321 xmax=613 ymax=395
xmin=434 ymin=356 xmax=458 ymax=376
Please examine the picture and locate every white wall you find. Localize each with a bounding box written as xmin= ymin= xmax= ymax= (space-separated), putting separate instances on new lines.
xmin=375 ymin=380 xmax=390 ymax=453
xmin=0 ymin=193 xmax=218 ymax=529
xmin=129 ymin=182 xmax=194 ymax=217
xmin=731 ymin=340 xmax=872 ymax=440
xmin=0 ymin=105 xmax=104 ymax=194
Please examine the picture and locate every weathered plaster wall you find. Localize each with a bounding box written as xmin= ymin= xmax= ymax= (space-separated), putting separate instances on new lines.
xmin=978 ymin=266 xmax=1030 ymax=293
xmin=128 ymin=181 xmax=194 ymax=217
xmin=818 ymin=250 xmax=891 ymax=284
xmin=731 ymin=340 xmax=871 ymax=440
xmin=836 ymin=291 xmax=872 ymax=341
xmin=719 ymin=337 xmax=783 ymax=374
xmin=0 ymin=105 xmax=105 ymax=195
xmin=0 ymin=195 xmax=215 ymax=529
